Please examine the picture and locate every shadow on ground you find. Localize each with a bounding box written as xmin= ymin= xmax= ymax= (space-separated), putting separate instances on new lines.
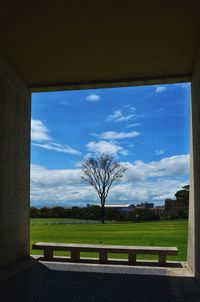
xmin=1 ymin=259 xmax=200 ymax=302
xmin=36 ymin=255 xmax=183 ymax=267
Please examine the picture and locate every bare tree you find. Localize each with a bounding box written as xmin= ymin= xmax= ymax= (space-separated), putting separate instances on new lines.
xmin=81 ymin=154 xmax=126 ymax=223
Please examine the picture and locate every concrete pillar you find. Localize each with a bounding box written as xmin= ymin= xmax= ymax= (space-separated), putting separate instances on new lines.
xmin=0 ymin=55 xmax=31 ymax=269
xmin=188 ymin=46 xmax=200 ymax=280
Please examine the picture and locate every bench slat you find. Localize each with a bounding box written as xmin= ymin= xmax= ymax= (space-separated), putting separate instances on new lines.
xmin=71 ymin=250 xmax=80 ymax=262
xmin=44 ymin=248 xmax=53 ymax=261
xmin=99 ymin=251 xmax=108 ymax=264
xmin=32 ymin=242 xmax=178 ymax=266
xmin=32 ymin=242 xmax=178 ymax=255
xmin=128 ymin=253 xmax=136 ymax=265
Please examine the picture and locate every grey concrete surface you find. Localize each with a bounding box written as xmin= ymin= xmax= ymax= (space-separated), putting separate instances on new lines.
xmin=1 ymin=259 xmax=200 ymax=302
xmin=35 ymin=258 xmax=193 ymax=277
xmin=188 ymin=46 xmax=200 ymax=282
xmin=0 ymin=54 xmax=31 ymax=269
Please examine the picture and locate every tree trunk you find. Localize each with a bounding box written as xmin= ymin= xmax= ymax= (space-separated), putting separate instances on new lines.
xmin=101 ymin=204 xmax=105 ymax=224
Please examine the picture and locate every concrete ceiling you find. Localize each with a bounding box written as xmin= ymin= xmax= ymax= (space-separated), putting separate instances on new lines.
xmin=0 ymin=1 xmax=200 ymax=90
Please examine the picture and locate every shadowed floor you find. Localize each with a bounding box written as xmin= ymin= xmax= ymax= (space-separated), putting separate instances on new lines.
xmin=1 ymin=260 xmax=200 ymax=302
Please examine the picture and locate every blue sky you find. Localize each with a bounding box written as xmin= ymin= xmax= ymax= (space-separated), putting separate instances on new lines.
xmin=31 ymin=83 xmax=190 ymax=208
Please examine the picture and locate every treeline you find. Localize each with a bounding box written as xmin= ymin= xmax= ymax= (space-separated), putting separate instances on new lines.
xmin=30 ymin=205 xmax=160 ymax=222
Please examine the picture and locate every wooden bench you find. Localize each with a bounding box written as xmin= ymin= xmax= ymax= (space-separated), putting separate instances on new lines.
xmin=32 ymin=242 xmax=178 ymax=266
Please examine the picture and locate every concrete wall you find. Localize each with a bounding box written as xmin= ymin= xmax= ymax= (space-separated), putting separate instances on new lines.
xmin=188 ymin=46 xmax=200 ymax=279
xmin=0 ymin=54 xmax=31 ymax=269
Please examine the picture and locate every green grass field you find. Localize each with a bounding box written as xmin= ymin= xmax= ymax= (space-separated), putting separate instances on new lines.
xmin=30 ymin=219 xmax=188 ymax=261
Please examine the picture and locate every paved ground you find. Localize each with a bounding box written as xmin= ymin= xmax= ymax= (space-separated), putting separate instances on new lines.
xmin=1 ymin=258 xmax=200 ymax=302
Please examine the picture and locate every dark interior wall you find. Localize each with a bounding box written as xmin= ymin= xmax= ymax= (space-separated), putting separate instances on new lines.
xmin=0 ymin=54 xmax=31 ymax=269
xmin=0 ymin=1 xmax=199 ymax=87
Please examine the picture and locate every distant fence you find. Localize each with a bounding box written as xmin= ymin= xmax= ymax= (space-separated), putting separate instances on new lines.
xmin=30 ymin=218 xmax=104 ymax=225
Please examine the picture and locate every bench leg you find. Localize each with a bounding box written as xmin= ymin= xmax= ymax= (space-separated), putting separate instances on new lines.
xmin=44 ymin=248 xmax=53 ymax=261
xmin=99 ymin=252 xmax=108 ymax=264
xmin=128 ymin=253 xmax=136 ymax=265
xmin=159 ymin=254 xmax=166 ymax=265
xmin=71 ymin=250 xmax=80 ymax=262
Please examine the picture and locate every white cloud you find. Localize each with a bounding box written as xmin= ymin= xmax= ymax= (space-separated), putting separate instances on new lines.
xmin=31 ymin=118 xmax=81 ymax=156
xmin=126 ymin=123 xmax=142 ymax=128
xmin=106 ymin=110 xmax=135 ymax=122
xmin=31 ymin=164 xmax=81 ymax=186
xmin=31 ymin=119 xmax=51 ymax=141
xmin=32 ymin=142 xmax=81 ymax=155
xmin=31 ymin=154 xmax=189 ymax=206
xmin=74 ymin=161 xmax=82 ymax=168
xmin=122 ymin=154 xmax=189 ymax=182
xmin=175 ymin=83 xmax=190 ymax=89
xmin=86 ymin=140 xmax=128 ymax=156
xmin=123 ymin=104 xmax=136 ymax=111
xmin=31 ymin=164 xmax=94 ymax=206
xmin=95 ymin=131 xmax=141 ymax=140
xmin=108 ymin=154 xmax=190 ymax=204
xmin=155 ymin=86 xmax=167 ymax=93
xmin=154 ymin=149 xmax=164 ymax=156
xmin=86 ymin=94 xmax=101 ymax=102
xmin=108 ymin=178 xmax=187 ymax=205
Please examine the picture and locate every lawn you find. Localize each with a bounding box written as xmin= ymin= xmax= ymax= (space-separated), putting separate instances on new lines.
xmin=30 ymin=219 xmax=188 ymax=261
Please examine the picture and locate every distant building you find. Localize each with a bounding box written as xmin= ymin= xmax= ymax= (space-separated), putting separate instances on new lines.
xmin=150 ymin=206 xmax=165 ymax=216
xmin=136 ymin=202 xmax=154 ymax=209
xmin=165 ymin=199 xmax=188 ymax=216
xmin=105 ymin=204 xmax=135 ymax=213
